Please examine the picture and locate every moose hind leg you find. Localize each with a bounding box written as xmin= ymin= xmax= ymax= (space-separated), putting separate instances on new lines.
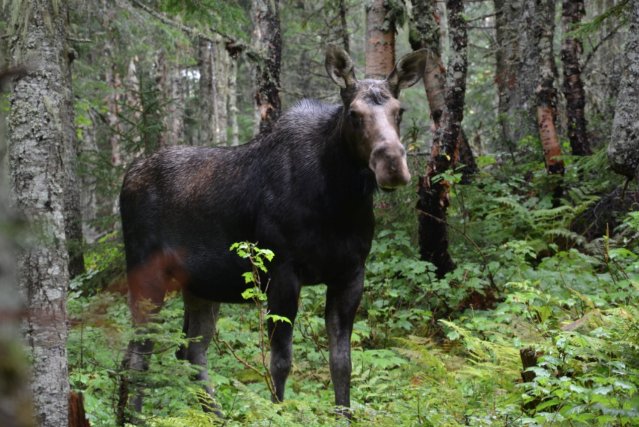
xmin=117 ymin=252 xmax=173 ymax=425
xmin=325 ymin=270 xmax=364 ymax=412
xmin=183 ymin=291 xmax=221 ymax=414
xmin=119 ymin=337 xmax=155 ymax=416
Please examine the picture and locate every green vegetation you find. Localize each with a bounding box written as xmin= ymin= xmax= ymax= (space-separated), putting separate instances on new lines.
xmin=67 ymin=148 xmax=639 ymax=426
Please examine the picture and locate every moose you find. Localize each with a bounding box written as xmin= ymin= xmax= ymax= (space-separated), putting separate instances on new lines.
xmin=117 ymin=45 xmax=427 ymax=421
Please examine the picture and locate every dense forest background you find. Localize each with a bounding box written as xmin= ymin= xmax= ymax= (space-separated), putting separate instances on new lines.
xmin=1 ymin=0 xmax=639 ymax=426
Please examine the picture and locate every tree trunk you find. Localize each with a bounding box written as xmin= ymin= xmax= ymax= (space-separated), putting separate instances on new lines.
xmin=78 ymin=110 xmax=100 ymax=243
xmin=63 ymin=63 xmax=85 ymax=280
xmin=561 ymin=0 xmax=591 ymax=156
xmin=536 ymin=0 xmax=565 ymax=176
xmin=458 ymin=130 xmax=478 ymax=183
xmin=413 ymin=0 xmax=468 ymax=276
xmin=365 ymin=0 xmax=396 ymax=78
xmin=229 ymin=55 xmax=240 ymax=146
xmin=213 ymin=41 xmax=230 ymax=145
xmin=106 ymin=63 xmax=123 ymax=165
xmin=584 ymin=0 xmax=626 ymax=139
xmin=411 ymin=0 xmax=453 ymax=275
xmin=124 ymin=57 xmax=143 ymax=155
xmin=156 ymin=50 xmax=185 ymax=147
xmin=410 ymin=0 xmax=446 ymax=122
xmin=8 ymin=1 xmax=73 ymax=425
xmin=251 ymin=0 xmax=282 ymax=133
xmin=338 ymin=0 xmax=350 ymax=53
xmin=608 ymin=0 xmax=639 ymax=178
xmin=508 ymin=1 xmax=544 ymax=144
xmin=0 ymin=59 xmax=36 ymax=427
xmin=198 ymin=37 xmax=217 ymax=145
xmin=493 ymin=0 xmax=523 ymax=149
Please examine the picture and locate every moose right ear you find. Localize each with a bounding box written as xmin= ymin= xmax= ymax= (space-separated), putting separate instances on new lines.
xmin=325 ymin=44 xmax=357 ymax=88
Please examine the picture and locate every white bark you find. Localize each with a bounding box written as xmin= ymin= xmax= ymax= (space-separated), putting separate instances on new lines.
xmin=8 ymin=1 xmax=72 ymax=426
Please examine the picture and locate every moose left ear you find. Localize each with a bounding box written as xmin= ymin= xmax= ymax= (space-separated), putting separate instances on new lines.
xmin=386 ymin=49 xmax=428 ymax=96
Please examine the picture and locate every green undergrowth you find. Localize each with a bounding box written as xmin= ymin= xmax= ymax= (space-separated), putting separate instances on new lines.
xmin=68 ymin=149 xmax=639 ymax=426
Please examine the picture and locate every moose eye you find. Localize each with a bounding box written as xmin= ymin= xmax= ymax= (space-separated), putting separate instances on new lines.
xmin=349 ymin=110 xmax=361 ymax=127
xmin=396 ymin=108 xmax=406 ymax=125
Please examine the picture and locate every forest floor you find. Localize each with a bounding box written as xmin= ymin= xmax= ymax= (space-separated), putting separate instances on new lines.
xmin=67 ymin=151 xmax=639 ymax=426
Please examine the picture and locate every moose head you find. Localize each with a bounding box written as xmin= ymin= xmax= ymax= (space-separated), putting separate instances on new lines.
xmin=325 ymin=45 xmax=427 ymax=191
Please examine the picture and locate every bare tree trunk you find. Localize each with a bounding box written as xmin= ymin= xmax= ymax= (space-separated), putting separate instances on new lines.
xmin=106 ymin=64 xmax=123 ymax=165
xmin=584 ymin=0 xmax=626 ymax=137
xmin=124 ymin=56 xmax=142 ymax=156
xmin=198 ymin=37 xmax=217 ymax=145
xmin=608 ymin=0 xmax=639 ymax=179
xmin=229 ymin=55 xmax=240 ymax=146
xmin=213 ymin=41 xmax=230 ymax=145
xmin=412 ymin=0 xmax=468 ymax=276
xmin=251 ymin=0 xmax=282 ymax=133
xmin=536 ymin=0 xmax=565 ymax=176
xmin=561 ymin=0 xmax=591 ymax=156
xmin=0 ymin=64 xmax=35 ymax=427
xmin=8 ymin=1 xmax=73 ymax=425
xmin=411 ymin=0 xmax=453 ymax=275
xmin=509 ymin=1 xmax=544 ymax=144
xmin=410 ymin=0 xmax=476 ymax=180
xmin=365 ymin=0 xmax=397 ymax=78
xmin=494 ymin=0 xmax=523 ymax=149
xmin=156 ymin=50 xmax=170 ymax=148
xmin=0 ymin=195 xmax=35 ymax=427
xmin=63 ymin=65 xmax=85 ymax=280
xmin=338 ymin=0 xmax=350 ymax=53
xmin=156 ymin=50 xmax=185 ymax=147
xmin=410 ymin=0 xmax=445 ymax=120
xmin=78 ymin=110 xmax=100 ymax=243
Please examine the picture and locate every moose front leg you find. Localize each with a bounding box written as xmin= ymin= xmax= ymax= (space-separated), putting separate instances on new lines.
xmin=325 ymin=270 xmax=364 ymax=411
xmin=267 ymin=277 xmax=300 ymax=403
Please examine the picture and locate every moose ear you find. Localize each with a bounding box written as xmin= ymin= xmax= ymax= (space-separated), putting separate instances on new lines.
xmin=386 ymin=49 xmax=428 ymax=96
xmin=325 ymin=44 xmax=357 ymax=88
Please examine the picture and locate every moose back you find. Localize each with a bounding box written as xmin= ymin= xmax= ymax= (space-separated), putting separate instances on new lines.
xmin=117 ymin=45 xmax=427 ymax=421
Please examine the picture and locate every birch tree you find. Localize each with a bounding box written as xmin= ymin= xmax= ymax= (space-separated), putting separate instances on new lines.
xmin=411 ymin=0 xmax=471 ymax=276
xmin=365 ymin=0 xmax=399 ymax=78
xmin=251 ymin=0 xmax=282 ymax=133
xmin=535 ymin=0 xmax=564 ymax=176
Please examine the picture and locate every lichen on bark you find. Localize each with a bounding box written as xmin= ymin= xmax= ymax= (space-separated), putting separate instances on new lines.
xmin=8 ymin=1 xmax=74 ymax=426
xmin=608 ymin=0 xmax=639 ymax=178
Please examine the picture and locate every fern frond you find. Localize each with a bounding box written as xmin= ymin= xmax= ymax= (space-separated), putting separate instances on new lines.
xmin=492 ymin=196 xmax=534 ymax=225
xmin=543 ymin=228 xmax=587 ymax=247
xmin=531 ymin=205 xmax=574 ymax=223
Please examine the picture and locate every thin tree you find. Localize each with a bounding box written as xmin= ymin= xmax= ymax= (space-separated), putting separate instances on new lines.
xmin=338 ymin=0 xmax=350 ymax=53
xmin=609 ymin=0 xmax=639 ymax=178
xmin=198 ymin=37 xmax=218 ymax=145
xmin=493 ymin=0 xmax=523 ymax=151
xmin=8 ymin=1 xmax=75 ymax=425
xmin=251 ymin=0 xmax=282 ymax=133
xmin=365 ymin=0 xmax=398 ymax=78
xmin=498 ymin=1 xmax=545 ymax=146
xmin=412 ymin=0 xmax=470 ymax=276
xmin=156 ymin=50 xmax=185 ymax=148
xmin=561 ymin=0 xmax=591 ymax=156
xmin=536 ymin=0 xmax=565 ymax=176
